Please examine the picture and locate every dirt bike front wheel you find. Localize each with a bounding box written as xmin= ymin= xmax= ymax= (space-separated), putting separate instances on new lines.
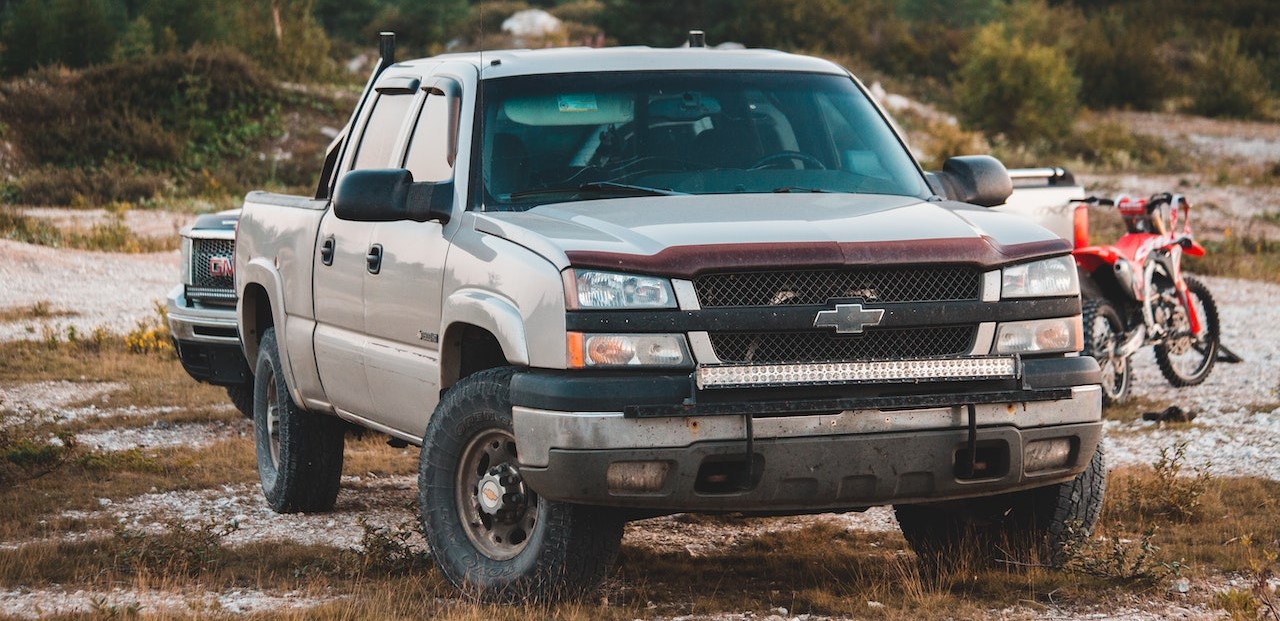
xmin=1155 ymin=275 xmax=1219 ymax=387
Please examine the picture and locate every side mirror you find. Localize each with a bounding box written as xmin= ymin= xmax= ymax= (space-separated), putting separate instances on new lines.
xmin=930 ymin=155 xmax=1013 ymax=207
xmin=333 ymin=168 xmax=453 ymax=224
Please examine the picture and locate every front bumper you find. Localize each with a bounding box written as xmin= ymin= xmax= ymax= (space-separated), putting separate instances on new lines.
xmin=512 ymin=356 xmax=1102 ymax=513
xmin=166 ymin=285 xmax=249 ymax=386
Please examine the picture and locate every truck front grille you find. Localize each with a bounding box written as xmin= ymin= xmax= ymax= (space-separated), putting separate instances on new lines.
xmin=693 ymin=267 xmax=981 ymax=307
xmin=189 ymin=238 xmax=236 ymax=306
xmin=709 ymin=326 xmax=977 ymax=364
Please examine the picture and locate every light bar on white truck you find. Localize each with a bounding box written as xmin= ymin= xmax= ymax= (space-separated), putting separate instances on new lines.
xmin=696 ymin=356 xmax=1019 ymax=390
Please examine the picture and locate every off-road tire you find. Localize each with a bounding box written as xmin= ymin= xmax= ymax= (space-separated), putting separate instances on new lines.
xmin=419 ymin=367 xmax=625 ymax=603
xmin=1082 ymin=299 xmax=1131 ymax=406
xmin=254 ymin=327 xmax=345 ymax=513
xmin=896 ymin=444 xmax=1106 ymax=568
xmin=226 ymin=382 xmax=254 ymax=419
xmin=1155 ymin=275 xmax=1219 ymax=387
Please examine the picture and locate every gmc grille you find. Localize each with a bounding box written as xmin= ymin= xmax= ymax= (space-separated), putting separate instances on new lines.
xmin=188 ymin=238 xmax=235 ymax=306
xmin=693 ymin=267 xmax=981 ymax=308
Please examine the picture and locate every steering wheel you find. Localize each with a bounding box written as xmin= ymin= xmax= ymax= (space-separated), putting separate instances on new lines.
xmin=749 ymin=151 xmax=827 ymax=170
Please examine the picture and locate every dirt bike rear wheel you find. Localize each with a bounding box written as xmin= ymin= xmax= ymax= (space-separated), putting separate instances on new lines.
xmin=1155 ymin=275 xmax=1219 ymax=387
xmin=1082 ymin=299 xmax=1130 ymax=406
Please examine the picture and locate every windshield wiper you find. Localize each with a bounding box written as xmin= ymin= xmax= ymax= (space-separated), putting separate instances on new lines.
xmin=509 ymin=181 xmax=685 ymax=200
xmin=772 ymin=186 xmax=830 ymax=193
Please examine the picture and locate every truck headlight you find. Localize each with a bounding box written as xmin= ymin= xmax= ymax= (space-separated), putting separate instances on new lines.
xmin=565 ymin=270 xmax=676 ymax=309
xmin=180 ymin=236 xmax=193 ymax=286
xmin=567 ymin=332 xmax=693 ymax=368
xmin=1001 ymin=256 xmax=1078 ymax=298
xmin=995 ymin=317 xmax=1083 ymax=355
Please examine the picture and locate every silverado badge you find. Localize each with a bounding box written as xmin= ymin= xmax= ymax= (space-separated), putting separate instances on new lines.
xmin=813 ymin=303 xmax=885 ymax=334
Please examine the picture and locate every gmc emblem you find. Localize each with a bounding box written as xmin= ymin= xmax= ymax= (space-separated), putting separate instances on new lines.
xmin=209 ymin=256 xmax=234 ymax=278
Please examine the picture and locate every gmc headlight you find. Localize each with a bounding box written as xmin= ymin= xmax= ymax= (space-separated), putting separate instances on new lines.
xmin=1001 ymin=256 xmax=1079 ymax=298
xmin=567 ymin=332 xmax=693 ymax=368
xmin=180 ymin=236 xmax=193 ymax=286
xmin=565 ymin=269 xmax=676 ymax=309
xmin=995 ymin=317 xmax=1083 ymax=355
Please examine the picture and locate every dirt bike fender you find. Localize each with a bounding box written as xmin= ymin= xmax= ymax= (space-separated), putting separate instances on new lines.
xmin=1073 ymin=246 xmax=1118 ymax=272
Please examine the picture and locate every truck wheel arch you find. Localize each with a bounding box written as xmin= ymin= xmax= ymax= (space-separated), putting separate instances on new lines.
xmin=237 ymin=259 xmax=288 ymax=370
xmin=439 ymin=290 xmax=531 ymax=391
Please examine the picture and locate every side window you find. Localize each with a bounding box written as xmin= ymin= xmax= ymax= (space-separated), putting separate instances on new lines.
xmin=404 ymin=92 xmax=457 ymax=183
xmin=353 ymin=93 xmax=414 ymax=170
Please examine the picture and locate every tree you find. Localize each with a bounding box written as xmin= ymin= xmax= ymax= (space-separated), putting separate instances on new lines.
xmin=953 ymin=23 xmax=1081 ymax=145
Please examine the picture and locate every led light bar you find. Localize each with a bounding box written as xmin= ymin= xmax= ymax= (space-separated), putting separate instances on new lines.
xmin=696 ymin=357 xmax=1019 ymax=390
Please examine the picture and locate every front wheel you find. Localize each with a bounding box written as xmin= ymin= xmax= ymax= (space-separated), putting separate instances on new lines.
xmin=1155 ymin=275 xmax=1219 ymax=387
xmin=896 ymin=444 xmax=1107 ymax=567
xmin=419 ymin=367 xmax=625 ymax=603
xmin=1082 ymin=300 xmax=1131 ymax=406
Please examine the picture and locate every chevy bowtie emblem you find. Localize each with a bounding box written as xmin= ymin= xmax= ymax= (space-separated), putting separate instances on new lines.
xmin=813 ymin=303 xmax=885 ymax=334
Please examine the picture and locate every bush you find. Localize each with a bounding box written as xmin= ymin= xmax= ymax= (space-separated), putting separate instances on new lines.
xmin=1188 ymin=33 xmax=1272 ymax=120
xmin=0 ymin=48 xmax=286 ymax=205
xmin=1061 ymin=118 xmax=1179 ymax=172
xmin=953 ymin=23 xmax=1081 ymax=146
xmin=1072 ymin=8 xmax=1175 ymax=111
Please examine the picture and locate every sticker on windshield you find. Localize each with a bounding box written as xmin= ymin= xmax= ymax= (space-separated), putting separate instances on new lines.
xmin=557 ymin=94 xmax=598 ymax=113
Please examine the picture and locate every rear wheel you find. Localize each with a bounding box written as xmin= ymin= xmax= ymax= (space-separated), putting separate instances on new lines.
xmin=896 ymin=444 xmax=1106 ymax=568
xmin=1155 ymin=275 xmax=1219 ymax=387
xmin=254 ymin=327 xmax=345 ymax=513
xmin=419 ymin=367 xmax=625 ymax=603
xmin=1082 ymin=300 xmax=1131 ymax=406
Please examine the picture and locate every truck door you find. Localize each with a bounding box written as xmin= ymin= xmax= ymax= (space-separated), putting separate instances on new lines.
xmin=313 ymin=84 xmax=417 ymax=416
xmin=362 ymin=77 xmax=463 ymax=438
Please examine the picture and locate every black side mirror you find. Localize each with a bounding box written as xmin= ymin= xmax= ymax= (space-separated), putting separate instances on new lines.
xmin=334 ymin=168 xmax=453 ymax=224
xmin=930 ymin=155 xmax=1013 ymax=207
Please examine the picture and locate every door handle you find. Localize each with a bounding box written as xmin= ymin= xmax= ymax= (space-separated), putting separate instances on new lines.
xmin=320 ymin=237 xmax=335 ymax=266
xmin=366 ymin=244 xmax=383 ymax=274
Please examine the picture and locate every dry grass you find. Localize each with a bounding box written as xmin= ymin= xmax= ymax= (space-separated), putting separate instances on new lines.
xmin=0 ymin=301 xmax=74 ymax=323
xmin=0 ymin=204 xmax=176 ymax=253
xmin=3 ymin=331 xmax=1279 ymax=618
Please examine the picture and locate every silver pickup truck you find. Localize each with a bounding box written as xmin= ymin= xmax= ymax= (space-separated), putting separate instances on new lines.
xmin=231 ymin=34 xmax=1104 ymax=602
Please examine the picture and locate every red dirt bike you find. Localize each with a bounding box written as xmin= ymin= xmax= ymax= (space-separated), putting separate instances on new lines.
xmin=1071 ymin=192 xmax=1237 ymax=405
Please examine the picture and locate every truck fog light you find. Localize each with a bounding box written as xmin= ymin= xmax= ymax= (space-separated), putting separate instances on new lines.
xmin=607 ymin=461 xmax=669 ymax=493
xmin=995 ymin=317 xmax=1082 ymax=355
xmin=587 ymin=335 xmax=636 ymax=365
xmin=567 ymin=332 xmax=693 ymax=368
xmin=1024 ymin=438 xmax=1073 ymax=472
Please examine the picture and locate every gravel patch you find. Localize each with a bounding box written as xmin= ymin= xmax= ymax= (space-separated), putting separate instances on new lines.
xmin=0 ymin=239 xmax=178 ymax=340
xmin=76 ymin=419 xmax=245 ymax=452
xmin=1103 ymin=275 xmax=1280 ymax=478
xmin=0 ymin=586 xmax=342 ymax=619
xmin=64 ymin=475 xmax=422 ymax=550
xmin=0 ymin=380 xmax=128 ymax=426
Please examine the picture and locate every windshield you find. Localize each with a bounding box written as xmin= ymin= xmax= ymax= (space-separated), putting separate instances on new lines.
xmin=474 ymin=71 xmax=930 ymax=211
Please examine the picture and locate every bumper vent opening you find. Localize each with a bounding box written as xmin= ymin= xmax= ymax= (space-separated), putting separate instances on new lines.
xmin=695 ymin=454 xmax=763 ymax=494
xmin=954 ymin=440 xmax=1009 ymax=480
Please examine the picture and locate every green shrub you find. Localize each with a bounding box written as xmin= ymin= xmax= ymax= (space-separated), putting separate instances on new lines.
xmin=1061 ymin=119 xmax=1179 ymax=172
xmin=953 ymin=23 xmax=1081 ymax=146
xmin=0 ymin=48 xmax=284 ymax=205
xmin=1188 ymin=33 xmax=1272 ymax=120
xmin=1072 ymin=8 xmax=1175 ymax=111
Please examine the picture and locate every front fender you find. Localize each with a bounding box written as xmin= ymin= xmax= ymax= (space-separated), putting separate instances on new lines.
xmin=441 ymin=289 xmax=531 ymax=368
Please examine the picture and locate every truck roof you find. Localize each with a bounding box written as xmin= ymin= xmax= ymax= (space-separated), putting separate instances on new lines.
xmin=393 ymin=46 xmax=850 ymax=79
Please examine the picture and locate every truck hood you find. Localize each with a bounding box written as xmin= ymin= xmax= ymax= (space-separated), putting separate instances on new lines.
xmin=472 ymin=193 xmax=1069 ymax=277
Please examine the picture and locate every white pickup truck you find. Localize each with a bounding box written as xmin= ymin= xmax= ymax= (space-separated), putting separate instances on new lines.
xmin=228 ymin=34 xmax=1104 ymax=602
